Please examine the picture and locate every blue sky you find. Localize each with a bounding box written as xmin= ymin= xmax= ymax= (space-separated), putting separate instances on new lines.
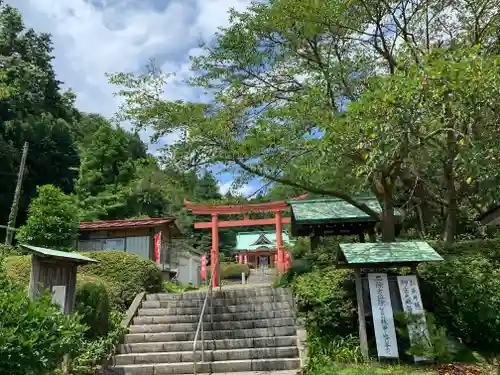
xmin=8 ymin=0 xmax=260 ymax=196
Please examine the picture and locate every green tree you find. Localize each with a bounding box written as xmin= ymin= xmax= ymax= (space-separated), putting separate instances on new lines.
xmin=109 ymin=0 xmax=499 ymax=241
xmin=0 ymin=2 xmax=80 ymax=236
xmin=75 ymin=120 xmax=147 ymax=220
xmin=16 ymin=184 xmax=79 ymax=249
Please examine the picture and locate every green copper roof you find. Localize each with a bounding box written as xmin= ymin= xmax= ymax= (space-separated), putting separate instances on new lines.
xmin=338 ymin=241 xmax=443 ymax=265
xmin=287 ymin=196 xmax=401 ymax=224
xmin=20 ymin=244 xmax=98 ymax=264
xmin=235 ymin=231 xmax=291 ymax=251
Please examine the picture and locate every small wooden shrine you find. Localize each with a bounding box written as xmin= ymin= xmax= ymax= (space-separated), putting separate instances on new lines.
xmin=336 ymin=241 xmax=444 ymax=361
xmin=22 ymin=244 xmax=98 ymax=315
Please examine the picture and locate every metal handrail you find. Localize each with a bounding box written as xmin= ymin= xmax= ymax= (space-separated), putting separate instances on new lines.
xmin=192 ymin=257 xmax=221 ymax=375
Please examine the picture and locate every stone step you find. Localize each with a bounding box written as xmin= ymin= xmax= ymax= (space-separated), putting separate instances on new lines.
xmin=111 ymin=358 xmax=301 ymax=374
xmin=138 ymin=302 xmax=293 ymax=316
xmin=124 ymin=326 xmax=297 ymax=344
xmin=129 ymin=317 xmax=296 ymax=334
xmin=146 ymin=288 xmax=289 ymax=301
xmin=119 ymin=336 xmax=298 ymax=354
xmin=141 ymin=294 xmax=292 ymax=309
xmin=114 ymin=346 xmax=299 ymax=365
xmin=133 ymin=309 xmax=295 ymax=325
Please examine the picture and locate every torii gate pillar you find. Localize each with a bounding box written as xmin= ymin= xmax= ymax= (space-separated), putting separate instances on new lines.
xmin=211 ymin=213 xmax=220 ymax=288
xmin=275 ymin=210 xmax=284 ymax=274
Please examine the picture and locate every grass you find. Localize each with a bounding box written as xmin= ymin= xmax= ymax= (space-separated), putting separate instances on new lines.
xmin=310 ymin=363 xmax=439 ymax=375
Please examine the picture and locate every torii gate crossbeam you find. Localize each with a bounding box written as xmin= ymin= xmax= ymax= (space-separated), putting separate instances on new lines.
xmin=184 ymin=195 xmax=308 ymax=287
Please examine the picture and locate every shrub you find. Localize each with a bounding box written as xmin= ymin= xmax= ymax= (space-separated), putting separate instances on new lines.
xmin=16 ymin=184 xmax=79 ymax=249
xmin=307 ymin=334 xmax=364 ymax=371
xmin=221 ymin=263 xmax=250 ymax=279
xmin=207 ymin=262 xmax=250 ymax=280
xmin=430 ymin=239 xmax=500 ymax=264
xmin=0 ymin=272 xmax=86 ymax=375
xmin=419 ymin=254 xmax=500 ymax=362
xmin=0 ymin=244 xmax=20 ymax=257
xmin=71 ymin=311 xmax=127 ymax=375
xmin=293 ymin=267 xmax=357 ymax=338
xmin=75 ymin=277 xmax=110 ymax=340
xmin=4 ymin=251 xmax=163 ymax=310
xmin=276 ymin=259 xmax=311 ymax=287
xmin=4 ymin=255 xmax=31 ymax=285
xmin=78 ymin=251 xmax=163 ymax=310
xmin=163 ymin=281 xmax=200 ymax=293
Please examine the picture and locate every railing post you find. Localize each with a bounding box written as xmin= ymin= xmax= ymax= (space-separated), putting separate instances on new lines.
xmin=201 ymin=319 xmax=205 ymax=362
xmin=193 ymin=258 xmax=220 ymax=375
xmin=210 ymin=282 xmax=214 ymax=324
xmin=218 ymin=261 xmax=221 ymax=291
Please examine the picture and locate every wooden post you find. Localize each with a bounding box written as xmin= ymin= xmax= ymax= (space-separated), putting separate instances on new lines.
xmin=358 ymin=232 xmax=365 ymax=243
xmin=5 ymin=142 xmax=28 ymax=245
xmin=28 ymin=255 xmax=41 ymax=299
xmin=310 ymin=235 xmax=319 ymax=250
xmin=211 ymin=214 xmax=219 ymax=288
xmin=355 ymin=268 xmax=369 ymax=360
xmin=368 ymin=228 xmax=377 ymax=242
xmin=275 ymin=210 xmax=284 ymax=274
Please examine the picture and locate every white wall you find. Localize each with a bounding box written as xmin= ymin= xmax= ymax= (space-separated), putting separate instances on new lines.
xmin=176 ymin=252 xmax=201 ymax=287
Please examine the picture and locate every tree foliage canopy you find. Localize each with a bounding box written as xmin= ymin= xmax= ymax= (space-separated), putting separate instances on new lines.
xmin=108 ymin=0 xmax=500 ymax=242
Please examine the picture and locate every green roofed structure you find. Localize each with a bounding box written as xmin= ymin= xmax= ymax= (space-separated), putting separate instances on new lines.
xmin=337 ymin=241 xmax=443 ymax=268
xmin=21 ymin=244 xmax=97 ymax=315
xmin=234 ymin=231 xmax=292 ymax=267
xmin=287 ymin=196 xmax=402 ymax=239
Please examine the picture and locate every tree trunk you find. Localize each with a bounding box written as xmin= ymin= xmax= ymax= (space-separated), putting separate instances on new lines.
xmin=381 ymin=178 xmax=396 ymax=242
xmin=415 ymin=205 xmax=426 ymax=238
xmin=443 ymin=129 xmax=458 ymax=243
xmin=443 ymin=177 xmax=457 ymax=243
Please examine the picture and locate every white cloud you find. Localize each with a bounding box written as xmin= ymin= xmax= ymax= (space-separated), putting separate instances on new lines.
xmin=218 ymin=181 xmax=254 ymax=197
xmin=8 ymin=0 xmax=251 ymax=148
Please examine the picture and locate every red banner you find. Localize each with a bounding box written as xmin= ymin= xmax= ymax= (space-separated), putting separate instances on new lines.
xmin=154 ymin=232 xmax=161 ymax=264
xmin=201 ymin=253 xmax=207 ymax=279
xmin=238 ymin=254 xmax=242 ymax=264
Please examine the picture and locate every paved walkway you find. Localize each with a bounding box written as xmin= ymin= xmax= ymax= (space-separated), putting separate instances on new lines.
xmin=195 ymin=268 xmax=278 ymax=292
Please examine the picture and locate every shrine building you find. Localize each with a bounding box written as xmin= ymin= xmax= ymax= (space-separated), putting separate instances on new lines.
xmin=234 ymin=230 xmax=292 ymax=267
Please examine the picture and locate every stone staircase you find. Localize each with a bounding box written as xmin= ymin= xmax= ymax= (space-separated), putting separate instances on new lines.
xmin=111 ymin=286 xmax=302 ymax=375
xmin=248 ymin=268 xmax=278 ymax=286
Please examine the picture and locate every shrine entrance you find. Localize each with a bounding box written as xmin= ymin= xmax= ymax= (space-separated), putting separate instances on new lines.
xmin=184 ymin=195 xmax=308 ymax=287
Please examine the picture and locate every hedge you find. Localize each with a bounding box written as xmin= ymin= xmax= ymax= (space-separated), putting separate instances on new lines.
xmin=208 ymin=262 xmax=250 ymax=280
xmin=418 ymin=253 xmax=500 ymax=359
xmin=4 ymin=251 xmax=163 ymax=310
xmin=286 ymin=239 xmax=500 ymax=362
xmin=78 ymin=251 xmax=163 ymax=309
xmin=429 ymin=239 xmax=500 ymax=264
xmin=75 ymin=277 xmax=110 ymax=340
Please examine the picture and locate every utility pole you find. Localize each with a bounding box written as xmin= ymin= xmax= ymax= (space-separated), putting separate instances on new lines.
xmin=5 ymin=142 xmax=28 ymax=245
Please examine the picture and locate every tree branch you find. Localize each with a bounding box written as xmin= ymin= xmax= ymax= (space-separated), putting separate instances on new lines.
xmin=231 ymin=157 xmax=380 ymax=219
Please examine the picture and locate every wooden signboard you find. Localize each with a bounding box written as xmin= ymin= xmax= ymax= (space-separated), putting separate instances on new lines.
xmin=397 ymin=275 xmax=430 ymax=362
xmin=368 ymin=273 xmax=399 ymax=358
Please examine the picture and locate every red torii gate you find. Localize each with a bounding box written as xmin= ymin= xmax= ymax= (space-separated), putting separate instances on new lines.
xmin=184 ymin=194 xmax=308 ymax=287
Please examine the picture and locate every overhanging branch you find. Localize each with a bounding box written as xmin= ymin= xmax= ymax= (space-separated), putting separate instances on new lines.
xmin=232 ymin=158 xmax=380 ymax=219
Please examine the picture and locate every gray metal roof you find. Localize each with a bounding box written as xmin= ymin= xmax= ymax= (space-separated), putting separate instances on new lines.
xmin=20 ymin=244 xmax=98 ymax=264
